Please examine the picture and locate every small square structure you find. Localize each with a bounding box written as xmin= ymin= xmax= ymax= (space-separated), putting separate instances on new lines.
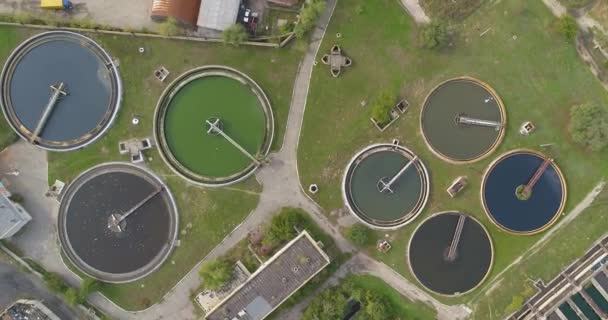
xmin=519 ymin=121 xmax=535 ymax=135
xmin=154 ymin=67 xmax=170 ymax=82
xmin=447 ymin=176 xmax=467 ymax=198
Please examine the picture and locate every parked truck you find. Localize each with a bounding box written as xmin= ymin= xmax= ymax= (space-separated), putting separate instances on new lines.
xmin=40 ymin=0 xmax=73 ymax=9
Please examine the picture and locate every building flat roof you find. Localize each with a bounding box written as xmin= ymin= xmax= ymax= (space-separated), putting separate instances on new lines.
xmin=197 ymin=0 xmax=240 ymax=31
xmin=0 ymin=190 xmax=31 ymax=239
xmin=205 ymin=231 xmax=330 ymax=320
xmin=507 ymin=234 xmax=608 ymax=320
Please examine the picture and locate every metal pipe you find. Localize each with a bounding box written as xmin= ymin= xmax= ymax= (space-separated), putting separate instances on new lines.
xmin=206 ymin=119 xmax=261 ymax=165
xmin=457 ymin=115 xmax=502 ymax=130
xmin=30 ymin=83 xmax=67 ymax=143
xmin=379 ymin=156 xmax=418 ymax=193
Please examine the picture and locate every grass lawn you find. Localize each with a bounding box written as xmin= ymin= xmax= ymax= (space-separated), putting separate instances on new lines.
xmin=348 ymin=275 xmax=437 ymax=320
xmin=590 ymin=0 xmax=608 ymax=29
xmin=0 ymin=28 xmax=20 ymax=150
xmin=298 ymin=0 xmax=608 ymax=305
xmin=0 ymin=26 xmax=303 ymax=310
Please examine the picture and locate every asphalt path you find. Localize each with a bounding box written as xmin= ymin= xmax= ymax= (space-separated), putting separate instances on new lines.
xmin=0 ymin=261 xmax=81 ymax=319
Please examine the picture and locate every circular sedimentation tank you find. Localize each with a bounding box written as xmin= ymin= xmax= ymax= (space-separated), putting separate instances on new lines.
xmin=154 ymin=66 xmax=273 ymax=187
xmin=0 ymin=31 xmax=121 ymax=151
xmin=408 ymin=212 xmax=493 ymax=296
xmin=58 ymin=163 xmax=178 ymax=283
xmin=342 ymin=144 xmax=430 ymax=229
xmin=482 ymin=149 xmax=567 ymax=235
xmin=421 ymin=77 xmax=506 ymax=163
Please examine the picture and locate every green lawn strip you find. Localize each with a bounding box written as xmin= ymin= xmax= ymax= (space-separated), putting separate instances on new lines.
xmin=298 ymin=0 xmax=608 ymax=305
xmin=348 ymin=274 xmax=437 ymax=320
xmin=470 ymin=187 xmax=608 ymax=320
xmin=0 ymin=27 xmax=302 ymax=310
xmin=0 ymin=27 xmax=25 ymax=150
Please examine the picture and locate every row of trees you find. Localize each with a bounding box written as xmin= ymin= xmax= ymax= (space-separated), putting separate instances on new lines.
xmin=303 ymin=279 xmax=392 ymax=320
xmin=44 ymin=272 xmax=100 ymax=306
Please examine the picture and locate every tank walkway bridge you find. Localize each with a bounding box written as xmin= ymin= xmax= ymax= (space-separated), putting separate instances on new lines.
xmin=29 ymin=83 xmax=67 ymax=144
xmin=446 ymin=215 xmax=466 ymax=262
xmin=456 ymin=114 xmax=503 ymax=131
xmin=523 ymin=158 xmax=554 ymax=198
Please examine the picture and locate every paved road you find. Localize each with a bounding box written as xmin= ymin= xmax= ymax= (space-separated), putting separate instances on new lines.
xmin=0 ymin=261 xmax=82 ymax=319
xmin=0 ymin=0 xmax=156 ymax=31
xmin=0 ymin=142 xmax=74 ymax=285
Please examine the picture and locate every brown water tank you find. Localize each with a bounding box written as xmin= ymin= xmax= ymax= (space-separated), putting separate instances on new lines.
xmin=151 ymin=0 xmax=201 ymax=26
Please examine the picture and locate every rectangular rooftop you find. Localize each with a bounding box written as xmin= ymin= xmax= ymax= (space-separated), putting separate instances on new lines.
xmin=205 ymin=231 xmax=330 ymax=320
xmin=0 ymin=186 xmax=31 ymax=239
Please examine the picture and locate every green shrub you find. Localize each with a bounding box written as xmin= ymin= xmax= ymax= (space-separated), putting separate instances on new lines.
xmin=557 ymin=16 xmax=578 ymax=41
xmin=8 ymin=193 xmax=24 ymax=204
xmin=419 ymin=21 xmax=448 ymax=49
xmin=222 ymin=24 xmax=249 ymax=46
xmin=79 ymin=277 xmax=99 ymax=301
xmin=294 ymin=0 xmax=326 ymax=38
xmin=264 ymin=209 xmax=305 ymax=246
xmin=370 ymin=91 xmax=396 ymax=126
xmin=13 ymin=12 xmax=34 ymax=24
xmin=158 ymin=17 xmax=181 ymax=36
xmin=199 ymin=259 xmax=232 ymax=290
xmin=569 ymin=103 xmax=608 ymax=151
xmin=64 ymin=288 xmax=80 ymax=306
xmin=345 ymin=224 xmax=373 ymax=246
xmin=303 ymin=279 xmax=391 ymax=320
xmin=44 ymin=272 xmax=67 ymax=293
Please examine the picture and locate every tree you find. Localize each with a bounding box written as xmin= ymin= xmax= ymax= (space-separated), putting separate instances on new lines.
xmin=264 ymin=209 xmax=305 ymax=246
xmin=302 ymin=287 xmax=348 ymax=320
xmin=419 ymin=21 xmax=448 ymax=49
xmin=558 ymin=15 xmax=578 ymax=41
xmin=199 ymin=259 xmax=232 ymax=290
xmin=64 ymin=288 xmax=80 ymax=306
xmin=370 ymin=91 xmax=396 ymax=126
xmin=345 ymin=224 xmax=372 ymax=246
xmin=44 ymin=272 xmax=67 ymax=293
xmin=294 ymin=0 xmax=326 ymax=38
xmin=158 ymin=17 xmax=180 ymax=37
xmin=79 ymin=277 xmax=100 ymax=302
xmin=360 ymin=291 xmax=390 ymax=320
xmin=223 ymin=24 xmax=249 ymax=46
xmin=569 ymin=103 xmax=608 ymax=151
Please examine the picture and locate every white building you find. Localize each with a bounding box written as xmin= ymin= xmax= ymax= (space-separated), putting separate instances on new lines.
xmin=0 ymin=186 xmax=31 ymax=239
xmin=197 ymin=0 xmax=240 ymax=31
